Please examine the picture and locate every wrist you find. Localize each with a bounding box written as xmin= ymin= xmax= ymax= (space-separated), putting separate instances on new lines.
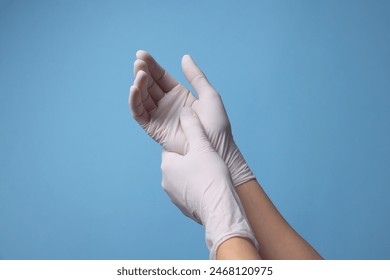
xmin=216 ymin=236 xmax=261 ymax=260
xmin=202 ymin=181 xmax=259 ymax=259
xmin=227 ymin=142 xmax=256 ymax=187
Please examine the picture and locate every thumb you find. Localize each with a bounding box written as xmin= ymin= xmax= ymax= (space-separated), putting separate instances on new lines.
xmin=181 ymin=55 xmax=218 ymax=100
xmin=180 ymin=107 xmax=213 ymax=152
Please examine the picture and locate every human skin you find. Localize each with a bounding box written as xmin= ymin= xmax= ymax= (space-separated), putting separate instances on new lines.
xmin=129 ymin=51 xmax=322 ymax=260
xmin=236 ymin=179 xmax=323 ymax=259
xmin=217 ymin=237 xmax=261 ymax=260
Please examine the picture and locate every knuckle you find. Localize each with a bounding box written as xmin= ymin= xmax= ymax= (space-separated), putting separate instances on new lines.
xmin=191 ymin=73 xmax=207 ymax=85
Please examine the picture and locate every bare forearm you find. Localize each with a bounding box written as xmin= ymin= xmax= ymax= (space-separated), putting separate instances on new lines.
xmin=236 ymin=179 xmax=323 ymax=260
xmin=216 ymin=237 xmax=261 ymax=260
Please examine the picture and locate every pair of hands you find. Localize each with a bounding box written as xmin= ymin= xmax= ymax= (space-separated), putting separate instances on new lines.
xmin=129 ymin=51 xmax=257 ymax=258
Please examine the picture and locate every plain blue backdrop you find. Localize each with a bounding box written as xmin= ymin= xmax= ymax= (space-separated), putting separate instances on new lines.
xmin=1 ymin=0 xmax=389 ymax=259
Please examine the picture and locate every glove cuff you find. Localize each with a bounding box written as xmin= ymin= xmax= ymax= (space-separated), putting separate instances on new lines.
xmin=226 ymin=142 xmax=256 ymax=187
xmin=202 ymin=179 xmax=259 ymax=259
xmin=208 ymin=230 xmax=259 ymax=260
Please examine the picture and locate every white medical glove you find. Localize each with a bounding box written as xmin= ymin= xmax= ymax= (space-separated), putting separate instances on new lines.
xmin=161 ymin=106 xmax=258 ymax=259
xmin=129 ymin=51 xmax=255 ymax=187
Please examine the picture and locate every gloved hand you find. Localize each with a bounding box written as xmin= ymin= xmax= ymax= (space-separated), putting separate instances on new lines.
xmin=161 ymin=106 xmax=258 ymax=259
xmin=129 ymin=51 xmax=255 ymax=187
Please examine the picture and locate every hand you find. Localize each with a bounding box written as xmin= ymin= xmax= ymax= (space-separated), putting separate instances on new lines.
xmin=129 ymin=51 xmax=254 ymax=186
xmin=161 ymin=107 xmax=258 ymax=259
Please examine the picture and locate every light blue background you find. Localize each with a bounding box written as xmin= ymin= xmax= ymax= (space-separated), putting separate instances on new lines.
xmin=1 ymin=0 xmax=389 ymax=259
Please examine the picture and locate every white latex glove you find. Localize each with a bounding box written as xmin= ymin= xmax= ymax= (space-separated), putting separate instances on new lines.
xmin=129 ymin=51 xmax=255 ymax=187
xmin=161 ymin=106 xmax=258 ymax=259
